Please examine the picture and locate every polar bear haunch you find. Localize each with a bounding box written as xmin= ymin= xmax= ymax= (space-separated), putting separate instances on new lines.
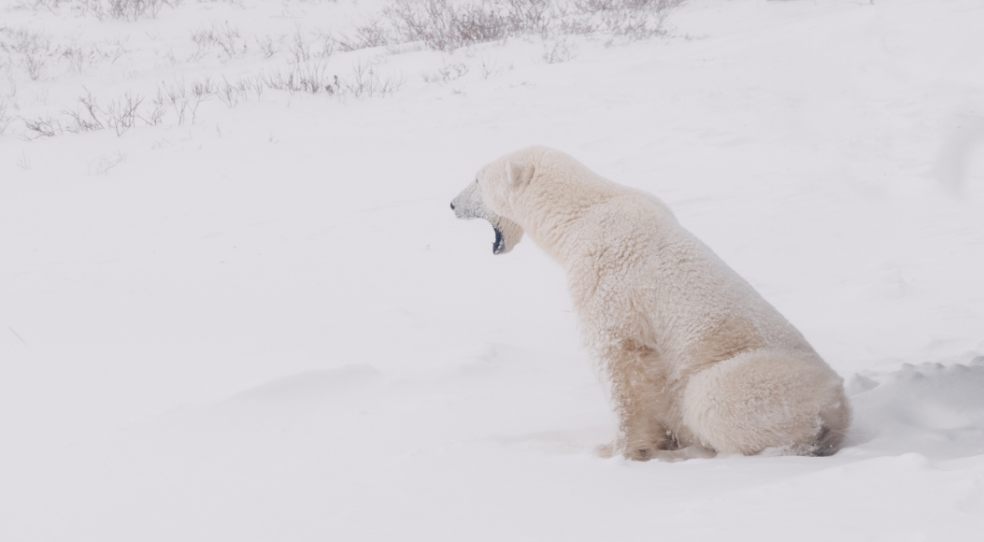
xmin=451 ymin=146 xmax=850 ymax=460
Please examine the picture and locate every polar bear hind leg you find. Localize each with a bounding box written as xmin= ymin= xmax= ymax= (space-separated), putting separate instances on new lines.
xmin=682 ymin=349 xmax=850 ymax=456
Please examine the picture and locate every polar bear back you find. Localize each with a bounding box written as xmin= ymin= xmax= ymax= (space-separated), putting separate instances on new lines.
xmin=562 ymin=187 xmax=816 ymax=374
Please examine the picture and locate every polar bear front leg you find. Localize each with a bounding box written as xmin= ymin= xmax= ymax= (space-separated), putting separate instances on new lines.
xmin=599 ymin=342 xmax=671 ymax=461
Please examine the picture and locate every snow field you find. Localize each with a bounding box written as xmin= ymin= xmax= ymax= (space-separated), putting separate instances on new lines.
xmin=2 ymin=0 xmax=984 ymax=540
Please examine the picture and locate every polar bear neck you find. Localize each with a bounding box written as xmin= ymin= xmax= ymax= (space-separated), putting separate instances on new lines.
xmin=510 ymin=164 xmax=624 ymax=264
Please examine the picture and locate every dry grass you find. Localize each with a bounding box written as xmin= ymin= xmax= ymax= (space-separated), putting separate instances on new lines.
xmin=371 ymin=0 xmax=684 ymax=51
xmin=22 ymin=0 xmax=183 ymax=20
xmin=19 ymin=62 xmax=401 ymax=138
xmin=4 ymin=0 xmax=685 ymax=139
xmin=0 ymin=99 xmax=11 ymax=135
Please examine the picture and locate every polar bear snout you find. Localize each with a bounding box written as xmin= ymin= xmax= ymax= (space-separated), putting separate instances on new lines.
xmin=451 ymin=176 xmax=525 ymax=255
xmin=451 ymin=182 xmax=485 ymax=220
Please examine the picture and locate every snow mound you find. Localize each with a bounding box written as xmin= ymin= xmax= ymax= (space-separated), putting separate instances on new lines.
xmin=230 ymin=364 xmax=382 ymax=403
xmin=848 ymin=355 xmax=984 ymax=459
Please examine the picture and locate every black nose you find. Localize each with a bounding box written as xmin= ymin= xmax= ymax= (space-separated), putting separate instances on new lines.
xmin=450 ymin=201 xmax=455 ymax=211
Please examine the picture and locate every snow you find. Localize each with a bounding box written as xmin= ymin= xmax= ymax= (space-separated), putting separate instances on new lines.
xmin=2 ymin=0 xmax=983 ymax=540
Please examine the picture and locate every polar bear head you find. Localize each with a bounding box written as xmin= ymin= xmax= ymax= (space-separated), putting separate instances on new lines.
xmin=450 ymin=150 xmax=537 ymax=255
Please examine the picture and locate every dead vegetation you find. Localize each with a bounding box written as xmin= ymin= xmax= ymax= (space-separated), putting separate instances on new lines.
xmin=4 ymin=0 xmax=685 ymax=139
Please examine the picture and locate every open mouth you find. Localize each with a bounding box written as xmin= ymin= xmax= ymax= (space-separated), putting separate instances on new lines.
xmin=492 ymin=224 xmax=505 ymax=254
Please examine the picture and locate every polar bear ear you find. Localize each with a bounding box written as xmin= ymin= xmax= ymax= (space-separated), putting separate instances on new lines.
xmin=507 ymin=161 xmax=534 ymax=187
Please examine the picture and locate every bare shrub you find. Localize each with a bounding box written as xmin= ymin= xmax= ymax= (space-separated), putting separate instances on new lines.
xmin=191 ymin=23 xmax=247 ymax=60
xmin=573 ymin=0 xmax=684 ymax=40
xmin=23 ymin=115 xmax=62 ymax=138
xmin=64 ymin=89 xmax=105 ymax=132
xmin=61 ymin=89 xmax=143 ymax=135
xmin=216 ymin=76 xmax=264 ymax=107
xmin=62 ymin=41 xmax=129 ymax=75
xmin=261 ymin=63 xmax=400 ymax=98
xmin=1 ymin=27 xmax=133 ymax=82
xmin=150 ymin=82 xmax=206 ymax=126
xmin=318 ymin=34 xmax=336 ymax=58
xmin=282 ymin=31 xmax=334 ymax=64
xmin=264 ymin=63 xmax=340 ymax=95
xmin=315 ymin=33 xmax=336 ymax=59
xmin=422 ymin=62 xmax=469 ymax=84
xmin=542 ymin=37 xmax=575 ymax=63
xmin=385 ymin=0 xmax=512 ymax=51
xmin=0 ymin=100 xmax=10 ymax=135
xmin=0 ymin=29 xmax=53 ymax=80
xmin=336 ymin=19 xmax=393 ymax=52
xmin=190 ymin=78 xmax=215 ymax=100
xmin=102 ymin=92 xmax=142 ymax=135
xmin=142 ymin=96 xmax=166 ymax=125
xmin=151 ymin=87 xmax=172 ymax=123
xmin=14 ymin=62 xmax=402 ymax=139
xmin=14 ymin=77 xmax=242 ymax=138
xmin=478 ymin=58 xmax=510 ymax=79
xmin=217 ymin=78 xmax=244 ymax=107
xmin=73 ymin=0 xmax=180 ymax=20
xmin=343 ymin=63 xmax=401 ymax=98
xmin=378 ymin=0 xmax=684 ymax=51
xmin=61 ymin=46 xmax=90 ymax=73
xmin=109 ymin=0 xmax=169 ymax=19
xmin=572 ymin=0 xmax=617 ymax=9
xmin=574 ymin=0 xmax=680 ymax=10
xmin=255 ymin=35 xmax=277 ymax=58
xmin=23 ymin=51 xmax=47 ymax=80
xmin=557 ymin=17 xmax=595 ymax=35
xmin=154 ymin=84 xmax=201 ymax=125
xmin=506 ymin=0 xmax=552 ymax=35
xmin=288 ymin=31 xmax=313 ymax=64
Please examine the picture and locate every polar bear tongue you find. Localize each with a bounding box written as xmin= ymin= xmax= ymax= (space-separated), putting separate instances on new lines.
xmin=492 ymin=225 xmax=505 ymax=255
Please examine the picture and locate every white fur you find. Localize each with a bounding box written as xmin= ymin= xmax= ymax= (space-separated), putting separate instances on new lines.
xmin=452 ymin=146 xmax=850 ymax=460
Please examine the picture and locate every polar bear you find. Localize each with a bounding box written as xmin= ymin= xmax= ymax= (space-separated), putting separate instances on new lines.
xmin=451 ymin=146 xmax=850 ymax=461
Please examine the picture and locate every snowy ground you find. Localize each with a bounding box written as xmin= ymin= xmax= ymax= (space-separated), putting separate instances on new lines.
xmin=2 ymin=0 xmax=984 ymax=540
